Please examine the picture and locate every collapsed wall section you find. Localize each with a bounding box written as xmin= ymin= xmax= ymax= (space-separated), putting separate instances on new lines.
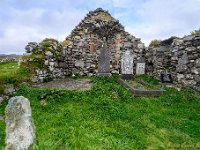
xmin=147 ymin=35 xmax=200 ymax=91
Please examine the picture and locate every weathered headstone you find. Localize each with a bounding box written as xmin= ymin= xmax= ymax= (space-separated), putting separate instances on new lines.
xmin=161 ymin=73 xmax=173 ymax=83
xmin=136 ymin=56 xmax=146 ymax=75
xmin=177 ymin=52 xmax=188 ymax=73
xmin=98 ymin=38 xmax=111 ymax=77
xmin=136 ymin=63 xmax=145 ymax=75
xmin=5 ymin=96 xmax=35 ymax=150
xmin=120 ymin=50 xmax=134 ymax=79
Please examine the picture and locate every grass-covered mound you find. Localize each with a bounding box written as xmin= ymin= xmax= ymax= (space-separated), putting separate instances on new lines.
xmin=0 ymin=75 xmax=200 ymax=149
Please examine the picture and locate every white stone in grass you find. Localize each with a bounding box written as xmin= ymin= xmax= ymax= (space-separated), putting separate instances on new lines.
xmin=5 ymin=96 xmax=35 ymax=150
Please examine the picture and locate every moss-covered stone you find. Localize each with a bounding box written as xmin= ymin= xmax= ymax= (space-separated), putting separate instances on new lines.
xmin=39 ymin=38 xmax=63 ymax=59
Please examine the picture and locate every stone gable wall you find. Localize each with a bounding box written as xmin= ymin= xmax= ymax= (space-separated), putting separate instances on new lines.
xmin=61 ymin=8 xmax=145 ymax=76
xmin=23 ymin=8 xmax=145 ymax=82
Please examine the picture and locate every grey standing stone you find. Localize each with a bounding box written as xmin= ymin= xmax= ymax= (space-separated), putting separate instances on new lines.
xmin=5 ymin=96 xmax=35 ymax=150
xmin=98 ymin=38 xmax=111 ymax=77
xmin=177 ymin=52 xmax=188 ymax=73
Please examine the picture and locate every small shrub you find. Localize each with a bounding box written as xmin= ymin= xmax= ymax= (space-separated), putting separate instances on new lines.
xmin=149 ymin=39 xmax=161 ymax=47
xmin=191 ymin=28 xmax=200 ymax=36
xmin=39 ymin=38 xmax=63 ymax=59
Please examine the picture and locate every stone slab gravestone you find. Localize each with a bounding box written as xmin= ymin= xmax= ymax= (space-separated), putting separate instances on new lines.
xmin=98 ymin=39 xmax=111 ymax=77
xmin=136 ymin=56 xmax=146 ymax=75
xmin=177 ymin=52 xmax=188 ymax=73
xmin=5 ymin=96 xmax=35 ymax=150
xmin=136 ymin=63 xmax=145 ymax=75
xmin=161 ymin=73 xmax=173 ymax=83
xmin=120 ymin=50 xmax=134 ymax=79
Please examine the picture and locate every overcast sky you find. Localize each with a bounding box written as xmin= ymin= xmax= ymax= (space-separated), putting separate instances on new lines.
xmin=0 ymin=0 xmax=200 ymax=54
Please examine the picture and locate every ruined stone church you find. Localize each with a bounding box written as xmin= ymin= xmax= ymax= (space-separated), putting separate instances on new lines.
xmin=61 ymin=8 xmax=145 ymax=76
xmin=24 ymin=8 xmax=200 ymax=91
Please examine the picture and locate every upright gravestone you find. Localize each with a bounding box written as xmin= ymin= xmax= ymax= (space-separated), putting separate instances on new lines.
xmin=5 ymin=96 xmax=35 ymax=150
xmin=177 ymin=52 xmax=188 ymax=73
xmin=136 ymin=57 xmax=146 ymax=75
xmin=120 ymin=50 xmax=134 ymax=79
xmin=98 ymin=38 xmax=111 ymax=77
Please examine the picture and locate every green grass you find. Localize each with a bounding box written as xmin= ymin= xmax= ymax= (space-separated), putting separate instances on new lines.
xmin=0 ymin=62 xmax=30 ymax=94
xmin=135 ymin=74 xmax=160 ymax=85
xmin=0 ymin=75 xmax=200 ymax=149
xmin=128 ymin=80 xmax=160 ymax=90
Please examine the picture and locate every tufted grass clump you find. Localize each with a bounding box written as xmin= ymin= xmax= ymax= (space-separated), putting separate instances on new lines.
xmin=0 ymin=75 xmax=200 ymax=149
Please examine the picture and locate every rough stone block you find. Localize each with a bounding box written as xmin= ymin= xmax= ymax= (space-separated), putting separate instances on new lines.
xmin=5 ymin=96 xmax=35 ymax=150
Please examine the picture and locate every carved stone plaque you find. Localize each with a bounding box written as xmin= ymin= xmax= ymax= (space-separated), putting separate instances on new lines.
xmin=136 ymin=63 xmax=145 ymax=75
xmin=121 ymin=50 xmax=134 ymax=74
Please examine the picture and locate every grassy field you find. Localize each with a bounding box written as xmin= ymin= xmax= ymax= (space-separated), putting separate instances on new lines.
xmin=0 ymin=73 xmax=200 ymax=149
xmin=0 ymin=62 xmax=30 ymax=94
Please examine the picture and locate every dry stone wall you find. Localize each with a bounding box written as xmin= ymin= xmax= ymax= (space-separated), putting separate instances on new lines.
xmin=24 ymin=40 xmax=66 ymax=82
xmin=146 ymin=35 xmax=200 ymax=91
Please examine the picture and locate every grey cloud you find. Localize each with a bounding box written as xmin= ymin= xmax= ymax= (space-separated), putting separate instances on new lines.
xmin=0 ymin=3 xmax=87 ymax=54
xmin=126 ymin=0 xmax=200 ymax=45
